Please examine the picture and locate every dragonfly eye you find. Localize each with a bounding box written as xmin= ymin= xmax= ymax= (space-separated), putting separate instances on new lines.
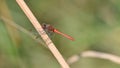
xmin=42 ymin=23 xmax=47 ymax=29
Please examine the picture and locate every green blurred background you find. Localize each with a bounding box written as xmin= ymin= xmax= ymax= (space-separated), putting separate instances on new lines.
xmin=0 ymin=0 xmax=120 ymax=68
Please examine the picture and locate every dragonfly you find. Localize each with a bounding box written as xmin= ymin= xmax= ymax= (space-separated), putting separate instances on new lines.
xmin=42 ymin=23 xmax=74 ymax=41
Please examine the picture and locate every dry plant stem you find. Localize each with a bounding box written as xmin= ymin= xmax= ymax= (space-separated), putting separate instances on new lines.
xmin=16 ymin=0 xmax=70 ymax=68
xmin=1 ymin=16 xmax=45 ymax=47
xmin=0 ymin=0 xmax=21 ymax=47
xmin=67 ymin=50 xmax=120 ymax=65
xmin=81 ymin=51 xmax=120 ymax=64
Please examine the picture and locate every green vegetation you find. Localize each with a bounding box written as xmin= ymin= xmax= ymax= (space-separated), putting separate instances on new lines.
xmin=0 ymin=0 xmax=120 ymax=68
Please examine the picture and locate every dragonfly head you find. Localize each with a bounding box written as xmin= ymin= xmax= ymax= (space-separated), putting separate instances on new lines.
xmin=42 ymin=23 xmax=54 ymax=32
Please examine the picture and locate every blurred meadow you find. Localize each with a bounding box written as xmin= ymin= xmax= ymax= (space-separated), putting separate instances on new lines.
xmin=0 ymin=0 xmax=120 ymax=68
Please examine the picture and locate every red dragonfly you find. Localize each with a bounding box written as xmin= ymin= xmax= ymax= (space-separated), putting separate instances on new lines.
xmin=42 ymin=23 xmax=74 ymax=41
